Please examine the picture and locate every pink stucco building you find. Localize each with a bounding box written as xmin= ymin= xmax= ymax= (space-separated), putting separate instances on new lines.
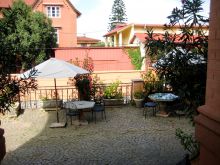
xmin=0 ymin=0 xmax=81 ymax=47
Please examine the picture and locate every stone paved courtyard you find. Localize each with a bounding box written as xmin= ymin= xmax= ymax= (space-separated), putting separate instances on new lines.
xmin=0 ymin=105 xmax=194 ymax=165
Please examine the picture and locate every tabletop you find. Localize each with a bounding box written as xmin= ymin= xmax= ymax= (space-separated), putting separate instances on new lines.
xmin=64 ymin=101 xmax=95 ymax=109
xmin=148 ymin=93 xmax=179 ymax=102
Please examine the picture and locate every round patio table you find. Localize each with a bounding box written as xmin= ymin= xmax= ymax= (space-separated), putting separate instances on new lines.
xmin=148 ymin=93 xmax=179 ymax=117
xmin=64 ymin=101 xmax=95 ymax=125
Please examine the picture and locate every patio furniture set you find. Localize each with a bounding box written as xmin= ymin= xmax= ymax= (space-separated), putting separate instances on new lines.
xmin=143 ymin=92 xmax=179 ymax=118
xmin=62 ymin=92 xmax=179 ymax=126
xmin=63 ymin=100 xmax=106 ymax=125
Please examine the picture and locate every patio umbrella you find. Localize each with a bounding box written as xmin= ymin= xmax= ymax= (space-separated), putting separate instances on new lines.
xmin=21 ymin=58 xmax=89 ymax=127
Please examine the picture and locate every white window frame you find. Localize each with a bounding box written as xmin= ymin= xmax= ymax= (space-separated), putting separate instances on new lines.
xmin=54 ymin=28 xmax=59 ymax=44
xmin=46 ymin=6 xmax=61 ymax=18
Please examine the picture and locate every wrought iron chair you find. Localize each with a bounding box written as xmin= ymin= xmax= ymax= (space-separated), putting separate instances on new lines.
xmin=92 ymin=99 xmax=106 ymax=123
xmin=143 ymin=102 xmax=157 ymax=119
xmin=64 ymin=102 xmax=80 ymax=125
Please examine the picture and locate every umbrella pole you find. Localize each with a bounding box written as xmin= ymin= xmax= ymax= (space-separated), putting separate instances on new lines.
xmin=50 ymin=78 xmax=66 ymax=128
xmin=54 ymin=78 xmax=59 ymax=123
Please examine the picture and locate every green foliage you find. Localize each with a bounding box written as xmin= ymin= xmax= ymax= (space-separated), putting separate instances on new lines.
xmin=93 ymin=41 xmax=106 ymax=47
xmin=145 ymin=0 xmax=208 ymax=119
xmin=70 ymin=56 xmax=94 ymax=101
xmin=108 ymin=0 xmax=127 ymax=31
xmin=0 ymin=0 xmax=56 ymax=71
xmin=133 ymin=91 xmax=144 ymax=99
xmin=141 ymin=70 xmax=164 ymax=95
xmin=126 ymin=48 xmax=143 ymax=70
xmin=104 ymin=81 xmax=123 ymax=99
xmin=176 ymin=128 xmax=200 ymax=159
xmin=0 ymin=0 xmax=54 ymax=115
xmin=75 ymin=75 xmax=92 ymax=101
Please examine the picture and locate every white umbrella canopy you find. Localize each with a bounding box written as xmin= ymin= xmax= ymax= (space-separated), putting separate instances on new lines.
xmin=21 ymin=58 xmax=90 ymax=127
xmin=21 ymin=58 xmax=89 ymax=79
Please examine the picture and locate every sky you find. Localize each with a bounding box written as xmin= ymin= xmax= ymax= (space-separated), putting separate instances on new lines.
xmin=70 ymin=0 xmax=210 ymax=41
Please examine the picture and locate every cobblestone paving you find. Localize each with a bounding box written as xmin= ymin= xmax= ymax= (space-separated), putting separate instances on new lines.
xmin=1 ymin=106 xmax=194 ymax=165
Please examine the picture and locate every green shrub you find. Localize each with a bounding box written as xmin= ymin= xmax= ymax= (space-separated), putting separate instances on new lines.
xmin=104 ymin=81 xmax=123 ymax=99
xmin=134 ymin=91 xmax=144 ymax=99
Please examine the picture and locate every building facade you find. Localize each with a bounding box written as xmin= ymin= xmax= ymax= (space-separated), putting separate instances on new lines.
xmin=0 ymin=0 xmax=81 ymax=47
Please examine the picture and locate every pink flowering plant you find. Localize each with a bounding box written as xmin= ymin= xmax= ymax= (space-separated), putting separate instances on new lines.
xmin=69 ymin=55 xmax=100 ymax=101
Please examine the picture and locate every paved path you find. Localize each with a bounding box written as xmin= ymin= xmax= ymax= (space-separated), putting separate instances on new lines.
xmin=1 ymin=106 xmax=193 ymax=165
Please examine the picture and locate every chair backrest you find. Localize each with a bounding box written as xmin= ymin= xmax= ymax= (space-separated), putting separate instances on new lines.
xmin=64 ymin=101 xmax=79 ymax=116
xmin=95 ymin=98 xmax=105 ymax=105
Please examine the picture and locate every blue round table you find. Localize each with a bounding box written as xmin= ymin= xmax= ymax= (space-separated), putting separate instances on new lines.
xmin=148 ymin=93 xmax=179 ymax=117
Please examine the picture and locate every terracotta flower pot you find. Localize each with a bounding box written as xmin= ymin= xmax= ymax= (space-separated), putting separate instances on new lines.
xmin=134 ymin=98 xmax=144 ymax=108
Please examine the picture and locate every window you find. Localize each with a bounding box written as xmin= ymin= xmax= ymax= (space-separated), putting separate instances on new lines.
xmin=47 ymin=6 xmax=60 ymax=18
xmin=54 ymin=28 xmax=59 ymax=44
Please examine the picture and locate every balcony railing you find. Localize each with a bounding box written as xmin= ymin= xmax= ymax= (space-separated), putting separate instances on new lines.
xmin=20 ymin=83 xmax=132 ymax=109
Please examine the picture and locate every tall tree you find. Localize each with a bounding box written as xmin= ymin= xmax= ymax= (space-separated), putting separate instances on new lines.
xmin=108 ymin=0 xmax=127 ymax=31
xmin=0 ymin=0 xmax=56 ymax=72
xmin=145 ymin=0 xmax=209 ymax=118
xmin=0 ymin=0 xmax=56 ymax=116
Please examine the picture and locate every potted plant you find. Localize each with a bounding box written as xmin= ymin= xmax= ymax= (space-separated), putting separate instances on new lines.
xmin=103 ymin=81 xmax=124 ymax=106
xmin=133 ymin=91 xmax=144 ymax=108
xmin=39 ymin=94 xmax=62 ymax=109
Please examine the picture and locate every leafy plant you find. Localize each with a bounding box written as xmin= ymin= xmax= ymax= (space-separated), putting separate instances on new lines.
xmin=145 ymin=0 xmax=208 ymax=119
xmin=134 ymin=91 xmax=144 ymax=99
xmin=0 ymin=0 xmax=56 ymax=71
xmin=39 ymin=96 xmax=49 ymax=101
xmin=75 ymin=75 xmax=92 ymax=101
xmin=141 ymin=70 xmax=164 ymax=95
xmin=176 ymin=128 xmax=200 ymax=160
xmin=104 ymin=81 xmax=123 ymax=99
xmin=69 ymin=55 xmax=95 ymax=101
xmin=126 ymin=48 xmax=144 ymax=70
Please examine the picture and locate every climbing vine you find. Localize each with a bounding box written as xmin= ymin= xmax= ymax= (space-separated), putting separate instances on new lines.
xmin=126 ymin=48 xmax=143 ymax=70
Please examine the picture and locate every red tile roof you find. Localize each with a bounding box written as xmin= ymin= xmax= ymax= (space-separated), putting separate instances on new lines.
xmin=0 ymin=0 xmax=81 ymax=17
xmin=130 ymin=33 xmax=147 ymax=43
xmin=77 ymin=36 xmax=100 ymax=44
xmin=103 ymin=24 xmax=168 ymax=37
xmin=130 ymin=33 xmax=165 ymax=44
xmin=0 ymin=0 xmax=37 ymax=8
xmin=65 ymin=0 xmax=81 ymax=17
xmin=130 ymin=32 xmax=203 ymax=44
xmin=103 ymin=23 xmax=208 ymax=37
xmin=103 ymin=24 xmax=128 ymax=37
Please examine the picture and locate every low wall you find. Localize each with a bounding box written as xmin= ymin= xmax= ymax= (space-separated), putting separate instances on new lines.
xmin=94 ymin=70 xmax=144 ymax=83
xmin=35 ymin=70 xmax=144 ymax=86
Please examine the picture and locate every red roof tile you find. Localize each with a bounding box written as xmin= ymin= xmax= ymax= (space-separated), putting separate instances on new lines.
xmin=103 ymin=23 xmax=207 ymax=38
xmin=0 ymin=0 xmax=36 ymax=8
xmin=103 ymin=24 xmax=169 ymax=37
xmin=103 ymin=24 xmax=128 ymax=37
xmin=130 ymin=33 xmax=165 ymax=43
xmin=130 ymin=32 xmax=203 ymax=44
xmin=130 ymin=33 xmax=147 ymax=43
xmin=77 ymin=36 xmax=100 ymax=44
xmin=0 ymin=0 xmax=81 ymax=17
